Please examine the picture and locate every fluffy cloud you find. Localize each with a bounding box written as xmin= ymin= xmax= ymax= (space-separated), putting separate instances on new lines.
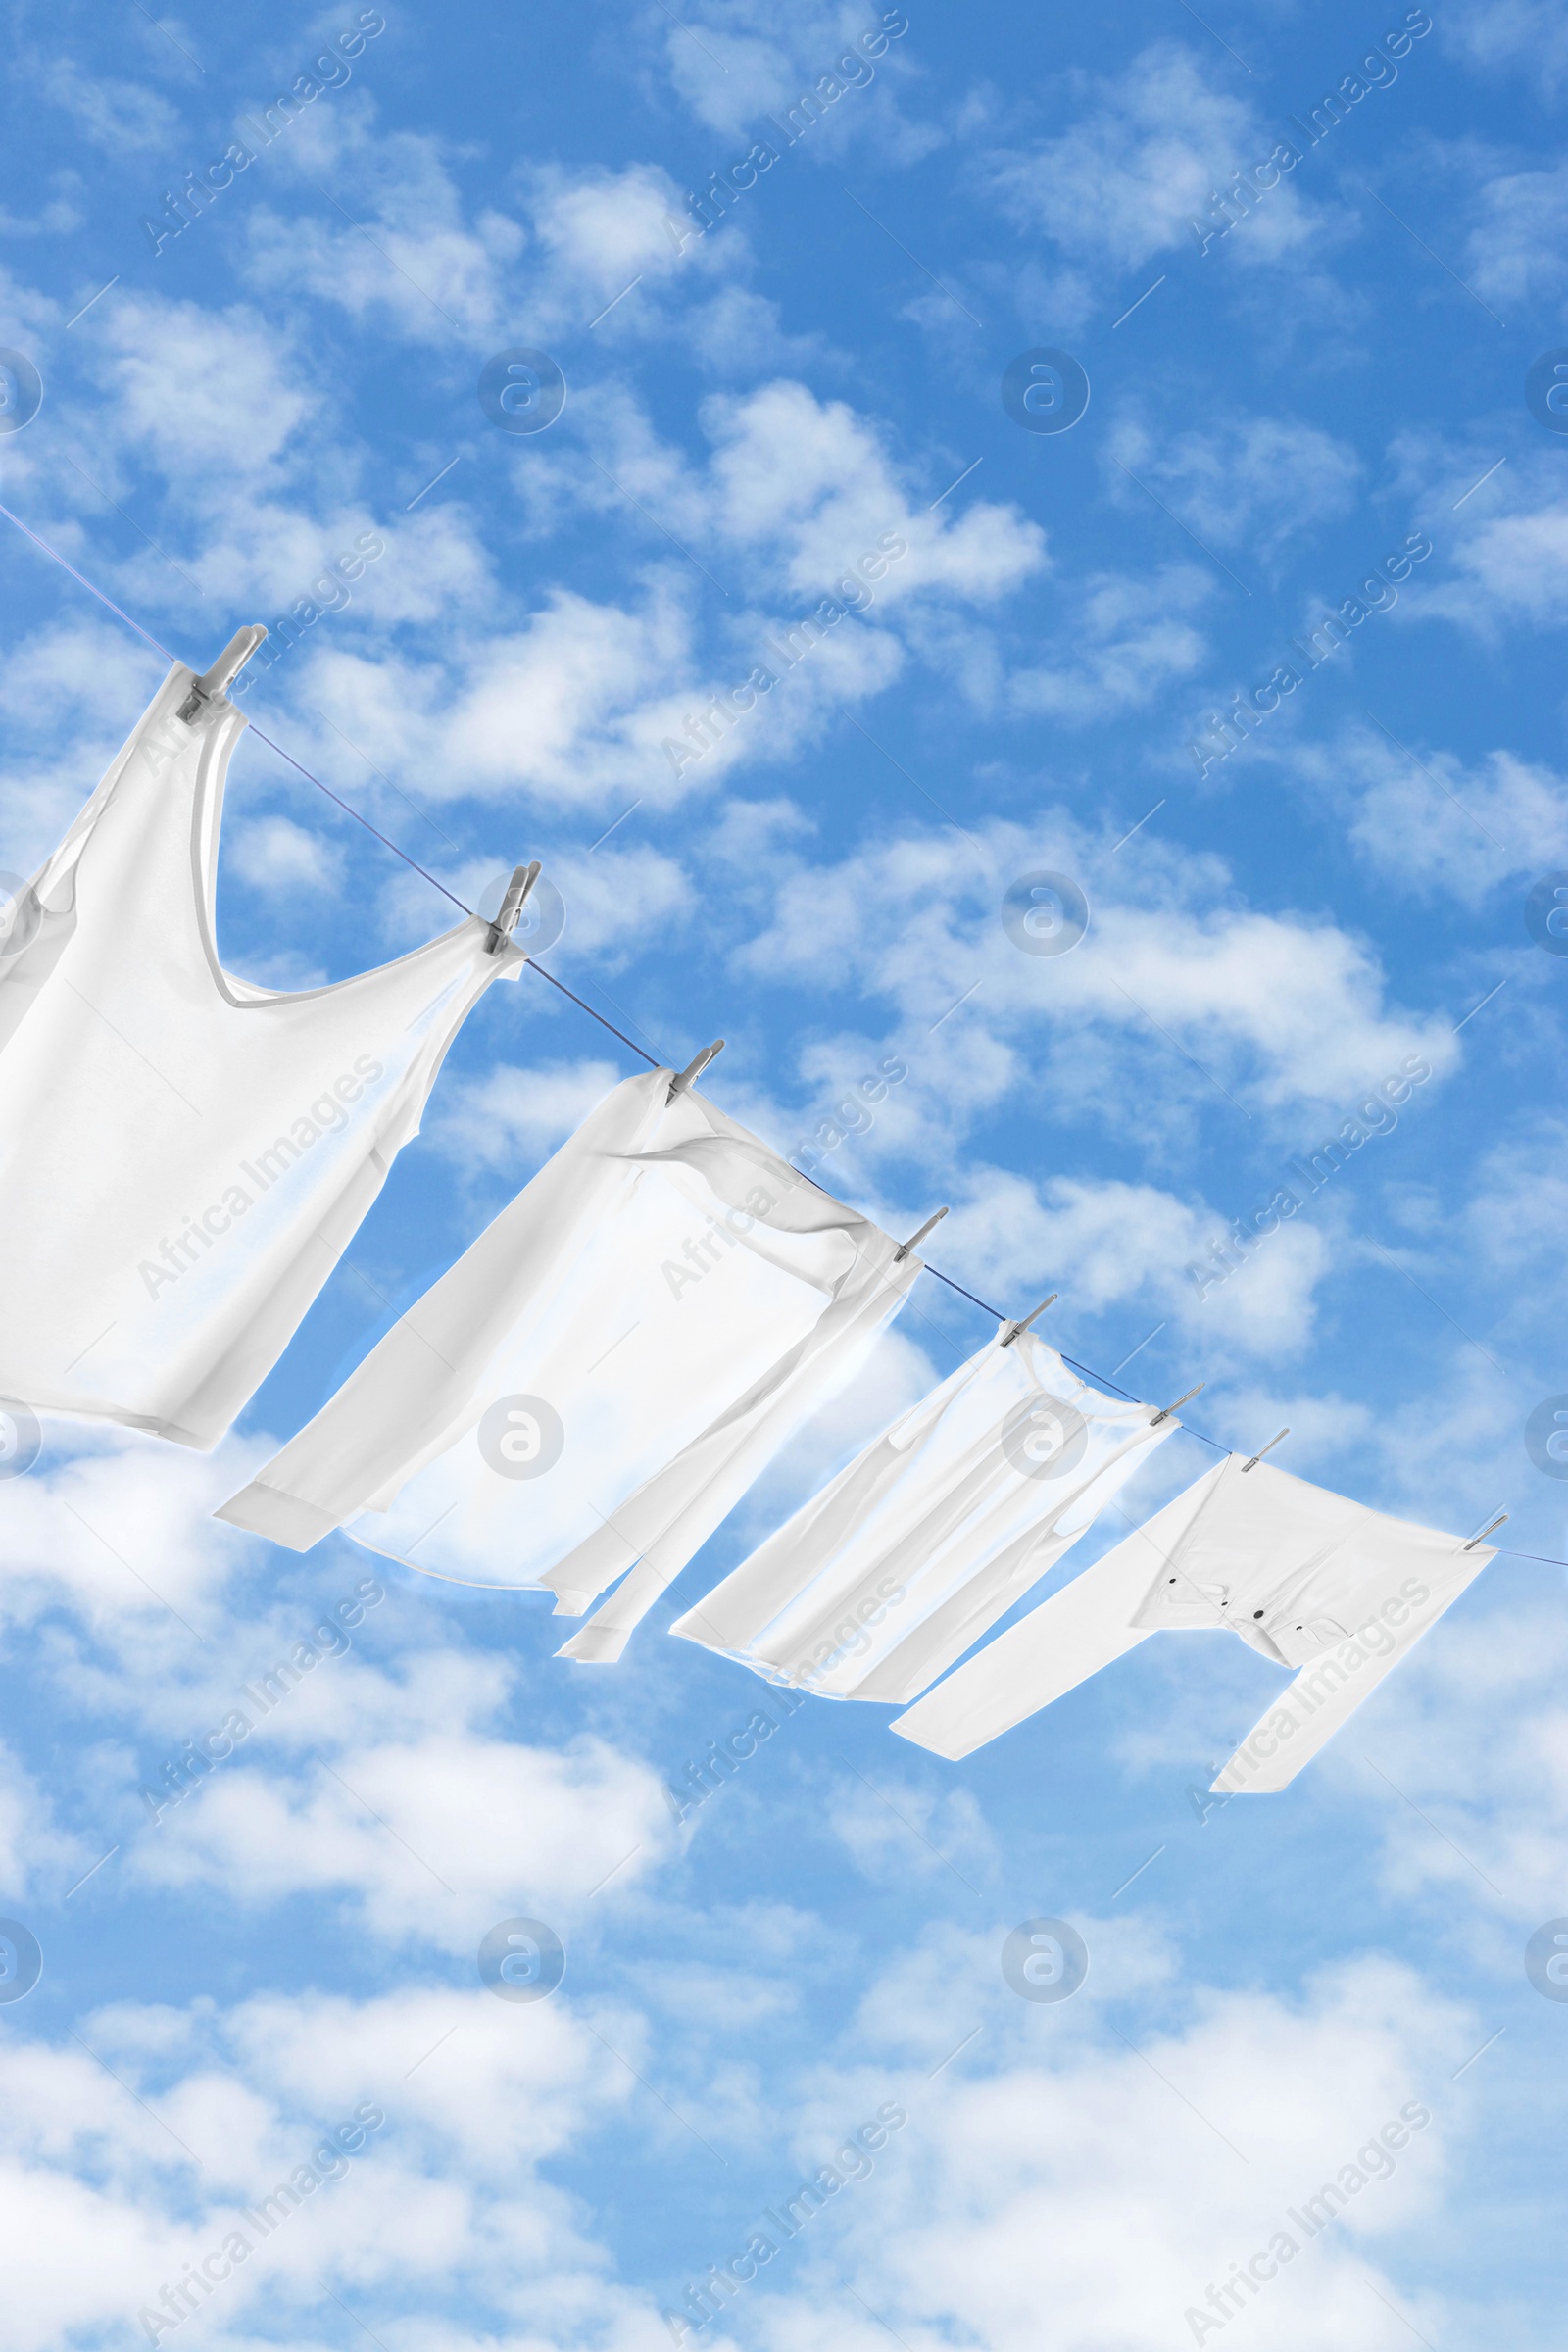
xmin=646 ymin=0 xmax=939 ymax=164
xmin=0 ymin=1429 xmax=252 ymax=1629
xmin=127 ymin=1721 xmax=673 ymax=1947
xmin=983 ymin=44 xmax=1331 ymax=282
xmin=1108 ymin=416 xmax=1363 ymax=560
xmin=701 ymin=1945 xmax=1471 ymax=2352
xmin=0 ymin=1982 xmax=656 ymax=2352
xmin=732 ymin=815 xmax=1457 ymax=1121
xmin=1267 ymin=724 xmax=1568 ymax=903
xmin=1005 ymin=564 xmax=1211 ymax=722
xmin=1464 ymin=157 xmax=1568 ymax=306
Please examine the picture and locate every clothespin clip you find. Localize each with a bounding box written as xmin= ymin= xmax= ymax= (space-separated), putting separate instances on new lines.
xmin=668 ymin=1040 xmax=724 ymax=1103
xmin=1239 ymin=1428 xmax=1289 ymax=1473
xmin=1000 ymin=1295 xmax=1056 ymax=1348
xmin=486 ymin=860 xmax=542 ymax=955
xmin=1151 ymin=1384 xmax=1204 ymax=1426
xmin=893 ymin=1206 xmax=948 ymax=1264
xmin=1463 ymin=1509 xmax=1507 ymax=1552
xmin=176 ymin=624 xmax=268 ymax=723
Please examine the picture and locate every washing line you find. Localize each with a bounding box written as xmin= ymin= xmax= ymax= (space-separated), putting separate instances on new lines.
xmin=5 ymin=497 xmax=1557 ymax=1570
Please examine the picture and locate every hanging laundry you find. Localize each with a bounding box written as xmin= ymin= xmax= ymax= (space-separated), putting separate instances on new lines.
xmin=890 ymin=1452 xmax=1495 ymax=1789
xmin=669 ymin=1330 xmax=1178 ymax=1705
xmin=0 ymin=631 xmax=532 ymax=1448
xmin=218 ymin=1065 xmax=924 ymax=1659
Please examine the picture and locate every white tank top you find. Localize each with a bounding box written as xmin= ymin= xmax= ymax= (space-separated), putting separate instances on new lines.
xmin=0 ymin=659 xmax=523 ymax=1447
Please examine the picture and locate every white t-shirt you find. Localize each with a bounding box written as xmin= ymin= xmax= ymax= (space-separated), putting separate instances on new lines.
xmin=892 ymin=1453 xmax=1494 ymax=1788
xmin=672 ymin=1332 xmax=1176 ymax=1703
xmin=218 ymin=1069 xmax=921 ymax=1661
xmin=0 ymin=659 xmax=523 ymax=1447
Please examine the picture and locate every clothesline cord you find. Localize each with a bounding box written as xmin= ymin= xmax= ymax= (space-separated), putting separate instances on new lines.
xmin=526 ymin=961 xmax=660 ymax=1069
xmin=0 ymin=495 xmax=1255 ymax=1459
xmin=6 ymin=497 xmax=1529 ymax=1507
xmin=0 ymin=500 xmax=479 ymax=919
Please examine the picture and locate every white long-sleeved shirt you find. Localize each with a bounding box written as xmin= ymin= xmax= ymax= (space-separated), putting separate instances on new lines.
xmin=219 ymin=1069 xmax=922 ymax=1661
xmin=672 ymin=1331 xmax=1177 ymax=1704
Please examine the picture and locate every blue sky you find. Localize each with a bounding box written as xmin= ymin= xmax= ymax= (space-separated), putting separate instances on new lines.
xmin=1 ymin=1 xmax=1566 ymax=2345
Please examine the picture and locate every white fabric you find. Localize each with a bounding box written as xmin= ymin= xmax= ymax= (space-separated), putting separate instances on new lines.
xmin=670 ymin=1332 xmax=1176 ymax=1705
xmin=218 ymin=1069 xmax=919 ymax=1661
xmin=0 ymin=658 xmax=522 ymax=1448
xmin=891 ymin=1453 xmax=1494 ymax=1788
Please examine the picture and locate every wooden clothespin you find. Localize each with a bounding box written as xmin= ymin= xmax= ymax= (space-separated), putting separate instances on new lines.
xmin=668 ymin=1040 xmax=724 ymax=1103
xmin=1151 ymin=1383 xmax=1204 ymax=1426
xmin=486 ymin=860 xmax=542 ymax=955
xmin=176 ymin=624 xmax=267 ymax=723
xmin=893 ymin=1206 xmax=948 ymax=1264
xmin=1000 ymin=1295 xmax=1056 ymax=1348
xmin=1240 ymin=1428 xmax=1289 ymax=1473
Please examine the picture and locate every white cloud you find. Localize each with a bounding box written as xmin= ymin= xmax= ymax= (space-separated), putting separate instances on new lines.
xmin=0 ymin=1428 xmax=252 ymax=1630
xmin=1385 ymin=442 xmax=1568 ymax=635
xmin=263 ymin=378 xmax=1044 ymax=815
xmin=732 ymin=815 xmax=1458 ymax=1121
xmin=1006 ymin=564 xmax=1211 ymax=722
xmin=1464 ymin=158 xmax=1568 ymax=305
xmin=226 ymin=812 xmax=345 ymax=893
xmin=983 ymin=44 xmax=1331 ymax=284
xmin=240 ymin=110 xmax=734 ymax=347
xmin=944 ymin=1164 xmax=1334 ymax=1364
xmin=39 ymin=59 xmax=181 ymax=150
xmin=1268 ymin=724 xmax=1568 ymax=902
xmin=1433 ymin=496 xmax=1568 ymax=630
xmin=1109 ymin=416 xmax=1363 ymax=558
xmin=127 ymin=1723 xmax=673 ymax=1947
xmin=89 ymin=291 xmax=317 ymax=491
xmin=739 ymin=1946 xmax=1470 ymax=2352
xmin=695 ymin=379 xmax=1045 ymax=606
xmin=428 ymin=1056 xmax=631 ymax=1176
xmin=646 ymin=0 xmax=939 ymax=165
xmin=0 ymin=1981 xmax=655 ymax=2351
xmin=1445 ymin=0 xmax=1568 ymax=92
